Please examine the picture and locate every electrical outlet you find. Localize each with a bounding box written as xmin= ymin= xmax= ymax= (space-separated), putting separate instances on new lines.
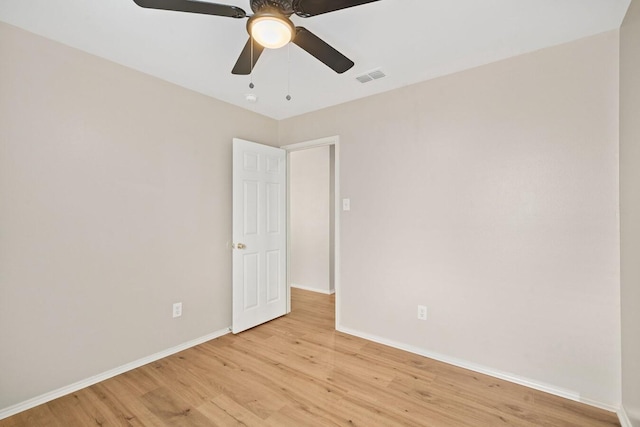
xmin=417 ymin=305 xmax=428 ymax=320
xmin=173 ymin=302 xmax=182 ymax=318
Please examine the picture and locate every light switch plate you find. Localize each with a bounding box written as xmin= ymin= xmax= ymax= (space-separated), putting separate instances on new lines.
xmin=342 ymin=198 xmax=351 ymax=211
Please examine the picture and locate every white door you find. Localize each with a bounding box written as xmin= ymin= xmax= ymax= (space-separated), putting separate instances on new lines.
xmin=232 ymin=138 xmax=287 ymax=333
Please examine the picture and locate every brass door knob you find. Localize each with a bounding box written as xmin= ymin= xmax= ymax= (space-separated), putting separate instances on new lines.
xmin=234 ymin=243 xmax=246 ymax=250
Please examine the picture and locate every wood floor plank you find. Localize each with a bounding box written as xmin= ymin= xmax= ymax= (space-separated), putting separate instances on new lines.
xmin=0 ymin=404 xmax=63 ymax=427
xmin=140 ymin=387 xmax=211 ymax=427
xmin=139 ymin=355 xmax=221 ymax=407
xmin=203 ymin=340 xmax=346 ymax=415
xmin=195 ymin=397 xmax=257 ymax=427
xmin=183 ymin=346 xmax=288 ymax=419
xmin=92 ymin=381 xmax=166 ymax=427
xmin=202 ymin=394 xmax=278 ymax=427
xmin=264 ymin=404 xmax=342 ymax=427
xmin=0 ymin=288 xmax=621 ymax=427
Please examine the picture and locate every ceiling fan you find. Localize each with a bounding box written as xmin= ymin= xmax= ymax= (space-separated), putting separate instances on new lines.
xmin=132 ymin=0 xmax=380 ymax=75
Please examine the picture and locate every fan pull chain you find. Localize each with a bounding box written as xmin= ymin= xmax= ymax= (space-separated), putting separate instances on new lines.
xmin=286 ymin=43 xmax=291 ymax=101
xmin=249 ymin=36 xmax=255 ymax=89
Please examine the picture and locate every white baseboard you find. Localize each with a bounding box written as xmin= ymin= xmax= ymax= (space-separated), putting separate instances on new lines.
xmin=291 ymin=283 xmax=335 ymax=295
xmin=580 ymin=397 xmax=621 ymax=412
xmin=0 ymin=327 xmax=231 ymax=421
xmin=337 ymin=325 xmax=620 ymax=413
xmin=619 ymin=406 xmax=633 ymax=427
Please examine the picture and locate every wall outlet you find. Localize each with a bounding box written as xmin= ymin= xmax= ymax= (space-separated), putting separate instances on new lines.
xmin=417 ymin=305 xmax=428 ymax=320
xmin=173 ymin=302 xmax=182 ymax=318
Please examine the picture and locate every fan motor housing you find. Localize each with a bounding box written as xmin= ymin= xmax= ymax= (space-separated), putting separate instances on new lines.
xmin=250 ymin=0 xmax=294 ymax=15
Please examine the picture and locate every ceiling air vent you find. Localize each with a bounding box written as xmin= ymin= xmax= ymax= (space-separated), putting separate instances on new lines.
xmin=356 ymin=69 xmax=386 ymax=83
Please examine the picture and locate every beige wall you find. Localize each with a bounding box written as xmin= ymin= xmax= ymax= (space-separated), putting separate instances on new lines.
xmin=621 ymin=0 xmax=640 ymax=424
xmin=0 ymin=21 xmax=277 ymax=411
xmin=279 ymin=31 xmax=621 ymax=406
xmin=290 ymin=146 xmax=332 ymax=294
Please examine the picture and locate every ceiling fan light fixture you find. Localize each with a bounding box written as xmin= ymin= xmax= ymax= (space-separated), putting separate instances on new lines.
xmin=248 ymin=13 xmax=295 ymax=49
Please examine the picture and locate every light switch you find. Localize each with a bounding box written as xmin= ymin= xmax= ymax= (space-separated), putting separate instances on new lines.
xmin=342 ymin=198 xmax=351 ymax=211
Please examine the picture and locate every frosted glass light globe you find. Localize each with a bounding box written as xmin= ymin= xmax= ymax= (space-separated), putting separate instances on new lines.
xmin=250 ymin=16 xmax=293 ymax=49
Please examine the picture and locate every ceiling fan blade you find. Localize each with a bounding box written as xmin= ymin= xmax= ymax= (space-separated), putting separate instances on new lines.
xmin=232 ymin=38 xmax=265 ymax=75
xmin=132 ymin=0 xmax=246 ymax=18
xmin=292 ymin=27 xmax=354 ymax=74
xmin=293 ymin=0 xmax=379 ymax=17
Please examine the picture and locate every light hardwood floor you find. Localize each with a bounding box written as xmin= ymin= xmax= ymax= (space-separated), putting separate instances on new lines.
xmin=1 ymin=288 xmax=620 ymax=426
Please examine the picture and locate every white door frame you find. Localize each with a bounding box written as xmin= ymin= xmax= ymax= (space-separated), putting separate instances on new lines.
xmin=282 ymin=136 xmax=341 ymax=329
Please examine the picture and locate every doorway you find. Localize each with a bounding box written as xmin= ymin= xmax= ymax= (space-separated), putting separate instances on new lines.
xmin=283 ymin=136 xmax=340 ymax=328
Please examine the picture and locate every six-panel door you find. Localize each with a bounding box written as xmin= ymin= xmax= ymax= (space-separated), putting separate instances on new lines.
xmin=232 ymin=138 xmax=287 ymax=333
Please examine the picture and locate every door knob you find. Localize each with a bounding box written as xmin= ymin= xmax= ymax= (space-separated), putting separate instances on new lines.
xmin=234 ymin=243 xmax=246 ymax=250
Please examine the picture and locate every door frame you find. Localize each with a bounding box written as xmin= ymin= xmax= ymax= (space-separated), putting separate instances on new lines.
xmin=282 ymin=136 xmax=341 ymax=329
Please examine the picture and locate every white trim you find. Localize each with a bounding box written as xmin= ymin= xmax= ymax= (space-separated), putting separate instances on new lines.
xmin=579 ymin=397 xmax=622 ymax=413
xmin=283 ymin=135 xmax=341 ymax=329
xmin=285 ymin=148 xmax=292 ymax=315
xmin=291 ymin=283 xmax=336 ymax=295
xmin=282 ymin=136 xmax=339 ymax=152
xmin=337 ymin=325 xmax=621 ymax=413
xmin=618 ymin=406 xmax=633 ymax=427
xmin=0 ymin=327 xmax=231 ymax=421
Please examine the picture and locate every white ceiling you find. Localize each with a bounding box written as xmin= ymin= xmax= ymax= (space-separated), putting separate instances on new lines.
xmin=0 ymin=0 xmax=631 ymax=119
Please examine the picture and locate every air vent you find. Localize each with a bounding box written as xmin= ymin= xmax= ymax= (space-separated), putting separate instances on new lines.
xmin=356 ymin=69 xmax=386 ymax=84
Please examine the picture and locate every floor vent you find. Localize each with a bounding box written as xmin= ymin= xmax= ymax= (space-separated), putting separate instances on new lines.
xmin=356 ymin=69 xmax=386 ymax=83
